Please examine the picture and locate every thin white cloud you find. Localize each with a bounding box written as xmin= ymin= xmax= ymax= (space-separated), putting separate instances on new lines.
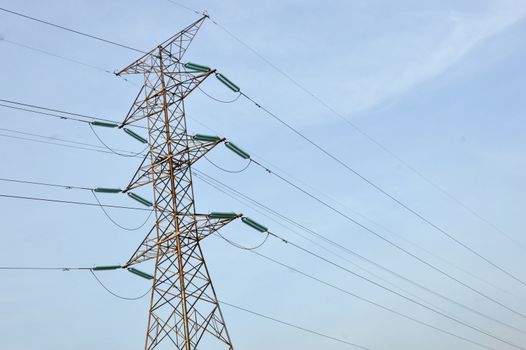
xmin=335 ymin=0 xmax=526 ymax=115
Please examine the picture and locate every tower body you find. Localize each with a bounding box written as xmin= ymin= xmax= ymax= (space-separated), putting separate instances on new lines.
xmin=117 ymin=17 xmax=234 ymax=350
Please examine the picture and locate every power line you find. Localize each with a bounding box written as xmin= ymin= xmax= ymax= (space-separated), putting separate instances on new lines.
xmin=227 ymin=161 xmax=526 ymax=320
xmin=90 ymin=270 xmax=152 ymax=301
xmin=0 ymin=261 xmax=372 ymax=350
xmin=4 ymin=160 xmax=515 ymax=345
xmin=219 ymin=300 xmax=371 ymax=350
xmin=2 ymin=6 xmax=524 ymax=348
xmin=91 ymin=190 xmax=154 ymax=231
xmin=165 ymin=0 xmax=203 ymax=15
xmin=263 ymin=230 xmax=525 ymax=350
xmin=0 ymin=98 xmax=117 ymax=124
xmin=0 ymin=193 xmax=151 ymax=211
xmin=8 ymin=99 xmax=515 ymax=322
xmin=0 ymin=102 xmax=92 ymax=124
xmin=2 ymin=5 xmax=521 ymax=288
xmin=204 ymin=155 xmax=252 ymax=173
xmin=3 ymin=113 xmax=521 ymax=330
xmin=0 ymin=38 xmax=113 ymax=74
xmin=188 ymin=2 xmax=526 ymax=256
xmin=5 ymin=0 xmax=515 ymax=262
xmin=2 ymin=11 xmax=524 ymax=330
xmin=246 ymin=251 xmax=507 ymax=350
xmin=0 ymin=178 xmax=154 ymax=230
xmin=169 ymin=2 xmax=526 ymax=288
xmin=0 ymin=7 xmax=145 ymax=53
xmin=88 ymin=123 xmax=148 ymax=157
xmin=0 ymin=127 xmax=143 ymax=158
xmin=0 ymin=127 xmax=140 ymax=156
xmin=197 ymin=86 xmax=242 ymax=104
xmin=3 ymin=114 xmax=515 ymax=328
xmin=3 ymin=11 xmax=520 ymax=292
xmin=1 ymin=127 xmax=109 ymax=150
xmin=0 ymin=98 xmax=147 ymax=129
xmin=240 ymin=91 xmax=526 ymax=288
xmin=0 ymin=177 xmax=92 ymax=191
xmin=198 ymin=172 xmax=526 ymax=335
xmin=7 ymin=171 xmax=521 ymax=336
xmin=0 ymin=26 xmax=524 ymax=322
xmin=2 ymin=111 xmax=524 ymax=322
xmin=242 ymin=155 xmax=526 ymax=302
xmin=0 ymin=132 xmax=119 ymax=155
xmin=0 ymin=37 xmax=140 ymax=87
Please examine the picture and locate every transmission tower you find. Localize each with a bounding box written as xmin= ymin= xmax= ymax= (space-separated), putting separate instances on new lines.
xmin=116 ymin=16 xmax=237 ymax=350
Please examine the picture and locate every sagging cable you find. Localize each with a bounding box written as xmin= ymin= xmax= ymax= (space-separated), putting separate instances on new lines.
xmin=91 ymin=190 xmax=153 ymax=231
xmin=90 ymin=269 xmax=151 ymax=301
xmin=204 ymin=140 xmax=252 ymax=173
xmin=204 ymin=155 xmax=251 ymax=173
xmin=89 ymin=123 xmax=147 ymax=157
xmin=198 ymin=85 xmax=241 ymax=104
xmin=216 ymin=230 xmax=269 ymax=251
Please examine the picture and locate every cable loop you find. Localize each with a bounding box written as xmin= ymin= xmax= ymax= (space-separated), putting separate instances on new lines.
xmin=90 ymin=270 xmax=151 ymax=301
xmin=217 ymin=231 xmax=269 ymax=251
xmin=89 ymin=123 xmax=147 ymax=158
xmin=91 ymin=190 xmax=153 ymax=231
xmin=204 ymin=155 xmax=252 ymax=174
xmin=198 ymin=86 xmax=241 ymax=104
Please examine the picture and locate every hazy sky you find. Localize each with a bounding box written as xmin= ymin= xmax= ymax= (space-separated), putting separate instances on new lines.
xmin=0 ymin=1 xmax=525 ymax=349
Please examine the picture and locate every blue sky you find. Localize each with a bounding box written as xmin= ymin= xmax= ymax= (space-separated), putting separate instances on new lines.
xmin=0 ymin=0 xmax=525 ymax=349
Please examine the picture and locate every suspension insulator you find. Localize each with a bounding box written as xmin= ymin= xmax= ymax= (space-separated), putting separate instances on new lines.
xmin=216 ymin=73 xmax=240 ymax=93
xmin=92 ymin=265 xmax=121 ymax=271
xmin=91 ymin=121 xmax=119 ymax=128
xmin=93 ymin=187 xmax=122 ymax=193
xmin=123 ymin=128 xmax=148 ymax=144
xmin=225 ymin=142 xmax=250 ymax=159
xmin=184 ymin=62 xmax=212 ymax=73
xmin=208 ymin=212 xmax=238 ymax=219
xmin=241 ymin=217 xmax=268 ymax=232
xmin=128 ymin=267 xmax=154 ymax=280
xmin=193 ymin=134 xmax=221 ymax=142
xmin=127 ymin=192 xmax=153 ymax=207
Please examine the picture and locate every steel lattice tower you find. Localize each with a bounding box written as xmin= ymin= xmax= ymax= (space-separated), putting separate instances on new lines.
xmin=116 ymin=16 xmax=236 ymax=350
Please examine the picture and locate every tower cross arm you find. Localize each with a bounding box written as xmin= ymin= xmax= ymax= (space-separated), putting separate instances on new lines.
xmin=124 ymin=213 xmax=242 ymax=267
xmin=123 ymin=136 xmax=226 ymax=193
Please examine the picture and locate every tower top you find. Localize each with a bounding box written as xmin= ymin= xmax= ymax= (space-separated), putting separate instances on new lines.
xmin=116 ymin=15 xmax=207 ymax=76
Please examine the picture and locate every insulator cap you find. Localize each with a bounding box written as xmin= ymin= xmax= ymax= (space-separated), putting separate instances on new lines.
xmin=184 ymin=62 xmax=212 ymax=73
xmin=127 ymin=192 xmax=153 ymax=207
xmin=241 ymin=217 xmax=268 ymax=233
xmin=92 ymin=265 xmax=121 ymax=271
xmin=127 ymin=267 xmax=154 ymax=280
xmin=91 ymin=121 xmax=119 ymax=128
xmin=123 ymin=128 xmax=148 ymax=144
xmin=193 ymin=134 xmax=221 ymax=143
xmin=208 ymin=212 xmax=238 ymax=219
xmin=225 ymin=141 xmax=250 ymax=159
xmin=93 ymin=187 xmax=122 ymax=193
xmin=216 ymin=73 xmax=240 ymax=93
